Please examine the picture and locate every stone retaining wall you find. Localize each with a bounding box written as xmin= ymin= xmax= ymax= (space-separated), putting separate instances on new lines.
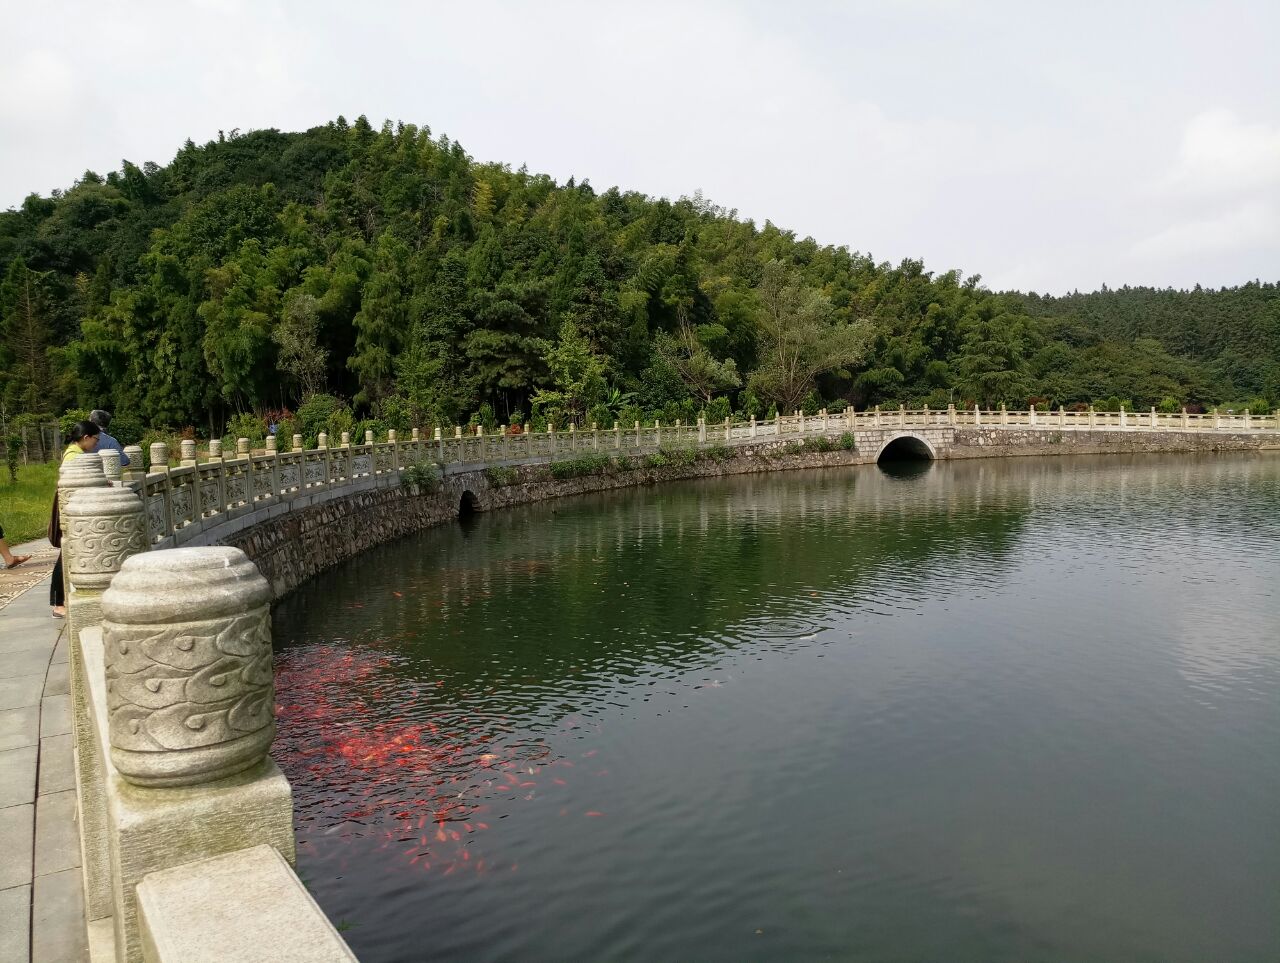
xmin=222 ymin=429 xmax=1279 ymax=599
xmin=226 ymin=442 xmax=866 ymax=598
xmin=950 ymin=427 xmax=1279 ymax=459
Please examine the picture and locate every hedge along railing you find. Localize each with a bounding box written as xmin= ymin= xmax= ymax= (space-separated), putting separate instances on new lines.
xmin=118 ymin=405 xmax=1280 ymax=549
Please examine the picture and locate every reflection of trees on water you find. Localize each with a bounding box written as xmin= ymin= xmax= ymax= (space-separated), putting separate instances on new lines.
xmin=275 ymin=461 xmax=1032 ymax=706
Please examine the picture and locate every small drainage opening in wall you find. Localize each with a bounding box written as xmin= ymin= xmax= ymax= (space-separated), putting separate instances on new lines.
xmin=458 ymin=490 xmax=480 ymax=518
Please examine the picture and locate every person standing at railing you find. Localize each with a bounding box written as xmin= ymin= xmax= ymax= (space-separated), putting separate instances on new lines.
xmin=48 ymin=420 xmax=100 ymax=618
xmin=89 ymin=409 xmax=130 ymax=467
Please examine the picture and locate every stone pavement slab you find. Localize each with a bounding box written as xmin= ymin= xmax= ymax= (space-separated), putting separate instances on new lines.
xmin=39 ymin=696 xmax=69 ymax=740
xmin=0 ymin=803 xmax=33 ymax=890
xmin=0 ymin=706 xmax=40 ymax=752
xmin=1 ymin=648 xmax=51 ymax=681
xmin=34 ymin=791 xmax=79 ymax=878
xmin=36 ymin=736 xmax=73 ymax=797
xmin=32 ymin=868 xmax=88 ymax=963
xmin=0 ymin=675 xmax=44 ymax=712
xmin=0 ymin=746 xmax=37 ymax=809
xmin=42 ymin=663 xmax=68 ymax=698
xmin=0 ymin=883 xmax=31 ymax=963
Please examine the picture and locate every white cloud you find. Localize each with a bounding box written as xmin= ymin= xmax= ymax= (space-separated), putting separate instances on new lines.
xmin=1155 ymin=109 xmax=1280 ymax=197
xmin=0 ymin=50 xmax=77 ymax=123
xmin=1130 ymin=202 xmax=1278 ymax=261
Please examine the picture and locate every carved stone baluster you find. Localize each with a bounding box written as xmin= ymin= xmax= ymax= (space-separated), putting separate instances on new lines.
xmin=101 ymin=547 xmax=276 ymax=787
xmin=99 ymin=448 xmax=122 ymax=483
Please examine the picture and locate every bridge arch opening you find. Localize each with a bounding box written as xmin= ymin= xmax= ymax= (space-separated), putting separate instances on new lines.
xmin=876 ymin=434 xmax=936 ymax=465
xmin=458 ymin=490 xmax=480 ymax=518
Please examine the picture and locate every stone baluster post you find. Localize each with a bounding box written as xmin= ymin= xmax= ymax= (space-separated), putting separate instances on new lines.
xmin=999 ymin=404 xmax=1008 ymax=426
xmin=364 ymin=429 xmax=375 ymax=447
xmin=264 ymin=435 xmax=280 ymax=499
xmin=568 ymin=423 xmax=576 ymax=453
xmin=122 ymin=446 xmax=145 ymax=484
xmin=149 ymin=442 xmax=169 ymax=474
xmin=1059 ymin=405 xmax=1066 ymax=427
xmin=180 ymin=440 xmax=197 ymax=468
xmin=1029 ymin=404 xmax=1037 ymax=427
xmin=388 ymin=429 xmax=399 ymax=471
xmin=207 ymin=439 xmax=222 ymax=461
xmin=614 ymin=421 xmax=622 ymax=450
xmin=100 ymin=448 xmax=122 ymax=483
xmin=592 ymin=423 xmax=600 ymax=452
xmin=63 ymin=483 xmax=147 ymax=921
xmin=1244 ymin=409 xmax=1251 ymax=429
xmin=724 ymin=417 xmax=731 ymax=441
xmin=698 ymin=417 xmax=707 ymax=444
xmin=236 ymin=438 xmax=253 ymax=509
xmin=750 ymin=415 xmax=757 ymax=438
xmin=634 ymin=420 xmax=641 ymax=450
xmin=1150 ymin=406 xmax=1158 ymax=428
xmin=922 ymin=405 xmax=930 ymax=427
xmin=1087 ymin=405 xmax=1095 ymax=428
xmin=1213 ymin=407 xmax=1220 ymax=429
xmin=948 ymin=404 xmax=957 ymax=427
xmin=899 ymin=405 xmax=907 ymax=428
xmin=974 ymin=404 xmax=981 ymax=427
xmin=1119 ymin=405 xmax=1127 ymax=428
xmin=99 ymin=547 xmax=294 ymax=961
xmin=291 ymin=433 xmax=303 ymax=453
xmin=1181 ymin=407 xmax=1189 ymax=429
xmin=799 ymin=410 xmax=806 ymax=433
xmin=317 ymin=432 xmax=331 ymax=486
xmin=655 ymin=420 xmax=662 ymax=448
xmin=525 ymin=424 xmax=533 ymax=458
xmin=873 ymin=405 xmax=881 ymax=428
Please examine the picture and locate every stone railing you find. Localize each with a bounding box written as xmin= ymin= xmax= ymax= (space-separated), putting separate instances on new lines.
xmin=54 ymin=403 xmax=1279 ymax=960
xmin=58 ymin=454 xmax=356 ymax=963
xmin=120 ymin=406 xmax=1280 ymax=549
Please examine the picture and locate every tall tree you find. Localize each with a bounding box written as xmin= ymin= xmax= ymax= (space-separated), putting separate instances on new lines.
xmin=748 ymin=260 xmax=871 ymax=412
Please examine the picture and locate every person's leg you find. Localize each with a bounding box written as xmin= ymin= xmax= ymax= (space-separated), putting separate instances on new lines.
xmin=0 ymin=535 xmax=31 ymax=568
xmin=51 ymin=552 xmax=65 ymax=615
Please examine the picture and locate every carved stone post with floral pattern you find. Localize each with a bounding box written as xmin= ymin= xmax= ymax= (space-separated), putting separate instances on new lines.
xmin=101 ymin=547 xmax=276 ymax=787
xmin=91 ymin=547 xmax=293 ymax=961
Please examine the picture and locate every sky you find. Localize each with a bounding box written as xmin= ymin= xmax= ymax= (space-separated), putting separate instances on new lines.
xmin=2 ymin=0 xmax=1278 ymax=294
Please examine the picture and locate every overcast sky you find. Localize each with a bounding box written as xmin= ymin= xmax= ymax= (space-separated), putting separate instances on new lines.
xmin=2 ymin=0 xmax=1277 ymax=294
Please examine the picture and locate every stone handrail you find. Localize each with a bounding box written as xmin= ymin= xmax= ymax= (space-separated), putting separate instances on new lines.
xmin=122 ymin=405 xmax=1280 ymax=549
xmin=57 ymin=454 xmax=356 ymax=963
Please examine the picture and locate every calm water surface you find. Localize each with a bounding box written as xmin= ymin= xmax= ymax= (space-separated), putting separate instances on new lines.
xmin=272 ymin=453 xmax=1280 ymax=962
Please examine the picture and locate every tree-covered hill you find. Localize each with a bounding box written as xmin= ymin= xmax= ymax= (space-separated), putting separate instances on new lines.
xmin=2 ymin=116 xmax=1276 ymax=441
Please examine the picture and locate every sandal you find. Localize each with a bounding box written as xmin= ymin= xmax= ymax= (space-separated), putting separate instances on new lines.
xmin=5 ymin=555 xmax=31 ymax=569
xmin=52 ymin=606 xmax=66 ymax=619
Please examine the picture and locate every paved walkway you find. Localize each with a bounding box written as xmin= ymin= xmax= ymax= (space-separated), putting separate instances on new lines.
xmin=1 ymin=541 xmax=88 ymax=963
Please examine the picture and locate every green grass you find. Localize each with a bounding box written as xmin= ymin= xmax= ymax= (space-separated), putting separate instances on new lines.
xmin=1 ymin=461 xmax=58 ymax=545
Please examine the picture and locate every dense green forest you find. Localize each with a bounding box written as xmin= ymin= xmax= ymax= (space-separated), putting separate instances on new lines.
xmin=2 ymin=116 xmax=1277 ymax=445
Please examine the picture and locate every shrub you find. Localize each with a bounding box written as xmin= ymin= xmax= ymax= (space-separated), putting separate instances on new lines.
xmin=699 ymin=444 xmax=733 ymax=462
xmin=485 ymin=465 xmax=520 ymax=488
xmin=705 ymin=396 xmax=731 ymax=424
xmin=296 ymin=394 xmax=350 ymax=446
xmin=643 ymin=451 xmax=669 ymax=469
xmin=657 ymin=444 xmax=698 ymax=467
xmin=614 ymin=454 xmax=635 ymax=472
xmin=223 ymin=412 xmax=268 ymax=449
xmin=400 ymin=461 xmax=441 ymax=494
xmin=549 ymin=453 xmax=613 ymax=479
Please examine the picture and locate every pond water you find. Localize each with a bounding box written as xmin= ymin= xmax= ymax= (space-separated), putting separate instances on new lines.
xmin=272 ymin=453 xmax=1280 ymax=962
